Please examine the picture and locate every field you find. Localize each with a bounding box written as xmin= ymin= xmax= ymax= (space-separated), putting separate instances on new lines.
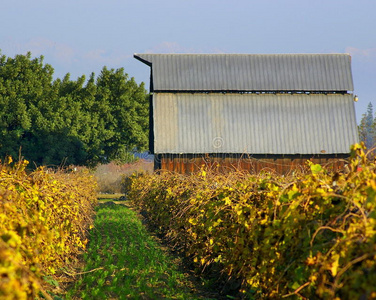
xmin=1 ymin=144 xmax=376 ymax=299
xmin=0 ymin=158 xmax=223 ymax=299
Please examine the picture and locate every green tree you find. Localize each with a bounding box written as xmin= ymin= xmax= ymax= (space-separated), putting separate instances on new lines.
xmin=0 ymin=51 xmax=149 ymax=166
xmin=358 ymin=102 xmax=376 ymax=152
xmin=94 ymin=67 xmax=149 ymax=163
xmin=26 ymin=73 xmax=89 ymax=165
xmin=0 ymin=52 xmax=53 ymax=159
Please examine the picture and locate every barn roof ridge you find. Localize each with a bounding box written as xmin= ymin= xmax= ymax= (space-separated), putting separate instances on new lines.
xmin=134 ymin=53 xmax=354 ymax=92
xmin=134 ymin=52 xmax=349 ymax=56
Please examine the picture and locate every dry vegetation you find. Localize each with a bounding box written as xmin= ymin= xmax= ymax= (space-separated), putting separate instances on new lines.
xmin=94 ymin=159 xmax=153 ymax=194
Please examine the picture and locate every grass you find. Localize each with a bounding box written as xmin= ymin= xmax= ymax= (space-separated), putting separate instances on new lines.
xmin=97 ymin=193 xmax=125 ymax=201
xmin=66 ymin=201 xmax=215 ymax=300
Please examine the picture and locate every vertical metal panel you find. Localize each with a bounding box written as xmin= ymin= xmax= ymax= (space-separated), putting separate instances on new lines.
xmin=152 ymin=93 xmax=358 ymax=154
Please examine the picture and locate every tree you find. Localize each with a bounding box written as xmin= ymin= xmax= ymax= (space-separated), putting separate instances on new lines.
xmin=0 ymin=51 xmax=149 ymax=166
xmin=94 ymin=67 xmax=149 ymax=163
xmin=358 ymin=102 xmax=376 ymax=152
xmin=0 ymin=52 xmax=54 ymax=160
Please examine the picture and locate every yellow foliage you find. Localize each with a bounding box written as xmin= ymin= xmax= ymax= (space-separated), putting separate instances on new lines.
xmin=127 ymin=144 xmax=376 ymax=299
xmin=0 ymin=159 xmax=97 ymax=298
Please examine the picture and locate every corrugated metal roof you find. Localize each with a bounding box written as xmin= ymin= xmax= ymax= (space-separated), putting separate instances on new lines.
xmin=152 ymin=93 xmax=358 ymax=154
xmin=134 ymin=53 xmax=354 ymax=92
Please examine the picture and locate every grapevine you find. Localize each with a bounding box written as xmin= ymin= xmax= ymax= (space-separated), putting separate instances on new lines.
xmin=127 ymin=144 xmax=376 ymax=299
xmin=0 ymin=158 xmax=97 ymax=299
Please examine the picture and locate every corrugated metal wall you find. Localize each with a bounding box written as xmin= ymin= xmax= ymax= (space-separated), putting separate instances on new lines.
xmin=153 ymin=93 xmax=358 ymax=155
xmin=134 ymin=53 xmax=354 ymax=92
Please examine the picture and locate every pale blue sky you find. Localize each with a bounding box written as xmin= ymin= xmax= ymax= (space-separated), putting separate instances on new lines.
xmin=1 ymin=0 xmax=375 ymax=122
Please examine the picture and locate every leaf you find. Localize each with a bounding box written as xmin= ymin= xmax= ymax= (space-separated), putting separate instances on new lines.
xmin=188 ymin=218 xmax=198 ymax=226
xmin=310 ymin=164 xmax=322 ymax=174
xmin=213 ymin=218 xmax=222 ymax=227
xmin=330 ymin=254 xmax=340 ymax=276
xmin=288 ymin=190 xmax=300 ymax=200
xmin=224 ymin=197 xmax=232 ymax=205
xmin=291 ymin=281 xmax=301 ymax=290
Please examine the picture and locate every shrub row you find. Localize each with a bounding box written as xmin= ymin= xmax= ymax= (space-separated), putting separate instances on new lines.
xmin=0 ymin=158 xmax=97 ymax=299
xmin=127 ymin=144 xmax=376 ymax=299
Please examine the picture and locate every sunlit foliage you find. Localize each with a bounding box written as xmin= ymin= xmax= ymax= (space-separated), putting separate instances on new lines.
xmin=127 ymin=144 xmax=376 ymax=299
xmin=0 ymin=158 xmax=97 ymax=299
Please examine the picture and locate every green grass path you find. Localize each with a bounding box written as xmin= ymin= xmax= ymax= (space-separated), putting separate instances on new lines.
xmin=67 ymin=202 xmax=214 ymax=300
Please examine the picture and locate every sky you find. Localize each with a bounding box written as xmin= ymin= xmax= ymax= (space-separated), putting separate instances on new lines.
xmin=1 ymin=0 xmax=375 ymax=122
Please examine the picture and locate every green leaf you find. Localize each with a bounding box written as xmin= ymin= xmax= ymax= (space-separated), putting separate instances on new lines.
xmin=310 ymin=164 xmax=322 ymax=174
xmin=291 ymin=281 xmax=301 ymax=290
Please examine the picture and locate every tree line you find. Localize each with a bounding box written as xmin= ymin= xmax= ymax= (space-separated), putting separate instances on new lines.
xmin=0 ymin=52 xmax=148 ymax=167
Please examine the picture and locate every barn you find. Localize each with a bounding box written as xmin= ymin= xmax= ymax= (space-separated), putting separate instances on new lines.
xmin=134 ymin=53 xmax=359 ymax=174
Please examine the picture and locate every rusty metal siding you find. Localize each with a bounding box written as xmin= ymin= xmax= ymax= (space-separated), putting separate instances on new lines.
xmin=155 ymin=154 xmax=348 ymax=175
xmin=134 ymin=53 xmax=354 ymax=92
xmin=152 ymin=93 xmax=358 ymax=155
